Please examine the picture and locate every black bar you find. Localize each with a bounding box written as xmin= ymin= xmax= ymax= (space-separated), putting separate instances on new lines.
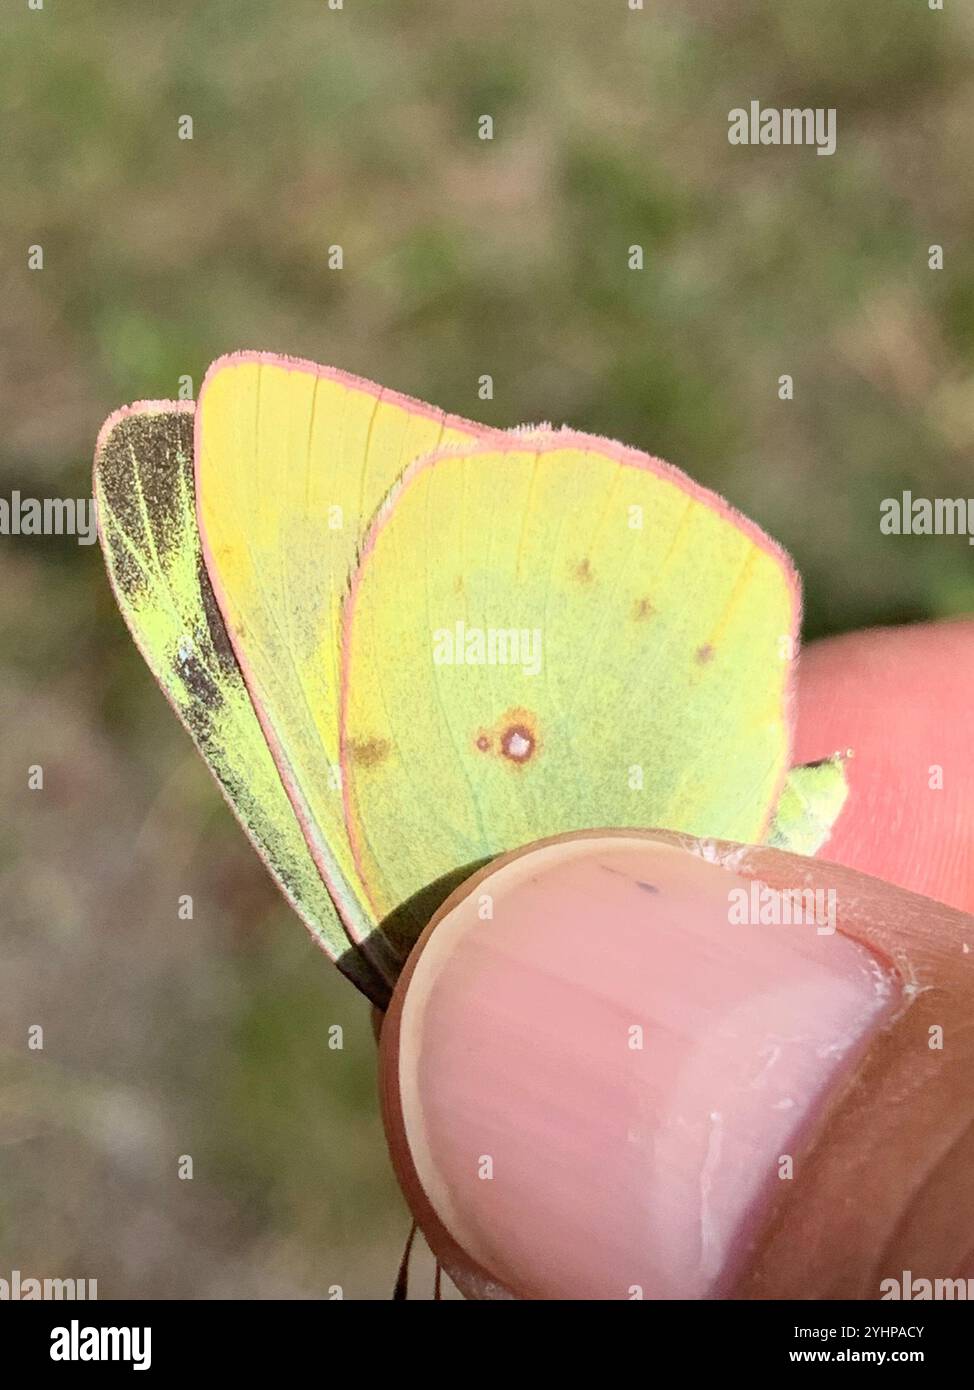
xmin=2 ymin=1299 xmax=968 ymax=1374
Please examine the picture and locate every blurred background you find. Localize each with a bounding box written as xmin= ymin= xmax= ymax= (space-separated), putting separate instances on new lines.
xmin=1 ymin=0 xmax=972 ymax=1298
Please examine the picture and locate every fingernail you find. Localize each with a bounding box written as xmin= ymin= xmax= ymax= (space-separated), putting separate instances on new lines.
xmin=383 ymin=833 xmax=900 ymax=1299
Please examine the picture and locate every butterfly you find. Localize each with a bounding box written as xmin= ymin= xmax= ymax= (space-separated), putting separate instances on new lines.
xmin=94 ymin=351 xmax=847 ymax=1012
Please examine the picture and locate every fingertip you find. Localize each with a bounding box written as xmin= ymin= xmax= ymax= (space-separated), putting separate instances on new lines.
xmin=795 ymin=620 xmax=974 ymax=913
xmin=379 ymin=832 xmax=905 ymax=1299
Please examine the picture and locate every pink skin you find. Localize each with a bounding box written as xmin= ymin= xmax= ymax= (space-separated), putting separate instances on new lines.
xmin=794 ymin=620 xmax=974 ymax=915
xmin=380 ymin=621 xmax=974 ymax=1299
xmin=339 ymin=429 xmax=803 ymax=914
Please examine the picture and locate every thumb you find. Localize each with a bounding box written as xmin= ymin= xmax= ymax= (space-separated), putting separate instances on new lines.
xmin=379 ymin=830 xmax=974 ymax=1299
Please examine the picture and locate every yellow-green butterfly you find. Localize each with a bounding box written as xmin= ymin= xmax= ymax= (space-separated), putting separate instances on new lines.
xmin=94 ymin=352 xmax=847 ymax=1009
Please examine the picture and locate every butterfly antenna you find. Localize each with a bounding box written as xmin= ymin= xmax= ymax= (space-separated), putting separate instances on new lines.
xmin=393 ymin=1221 xmax=418 ymax=1300
xmin=434 ymin=1260 xmax=442 ymax=1301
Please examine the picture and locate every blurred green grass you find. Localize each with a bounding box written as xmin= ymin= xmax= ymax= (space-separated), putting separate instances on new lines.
xmin=1 ymin=0 xmax=972 ymax=1297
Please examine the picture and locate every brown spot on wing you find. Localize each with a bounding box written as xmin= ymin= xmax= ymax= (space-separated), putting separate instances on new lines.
xmin=476 ymin=707 xmax=540 ymax=768
xmin=695 ymin=643 xmax=715 ymax=665
xmin=632 ymin=597 xmax=655 ymax=621
xmin=572 ymin=557 xmax=594 ymax=584
xmin=349 ymin=736 xmax=391 ymax=768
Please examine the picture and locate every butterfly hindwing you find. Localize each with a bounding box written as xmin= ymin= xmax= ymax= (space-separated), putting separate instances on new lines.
xmin=339 ymin=432 xmax=800 ymax=937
